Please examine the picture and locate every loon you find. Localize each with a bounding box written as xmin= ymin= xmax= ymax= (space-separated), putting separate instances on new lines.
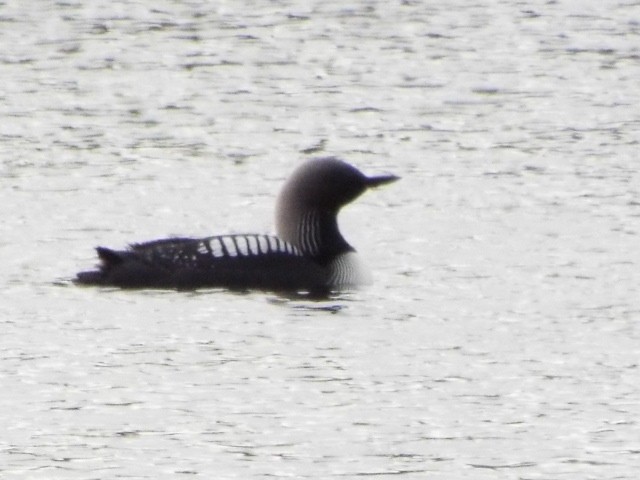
xmin=75 ymin=157 xmax=398 ymax=293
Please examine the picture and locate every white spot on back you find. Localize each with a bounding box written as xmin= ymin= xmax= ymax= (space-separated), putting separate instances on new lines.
xmin=221 ymin=236 xmax=237 ymax=257
xmin=257 ymin=236 xmax=270 ymax=254
xmin=267 ymin=236 xmax=279 ymax=252
xmin=209 ymin=238 xmax=225 ymax=258
xmin=235 ymin=236 xmax=249 ymax=256
xmin=246 ymin=236 xmax=259 ymax=255
xmin=197 ymin=242 xmax=208 ymax=255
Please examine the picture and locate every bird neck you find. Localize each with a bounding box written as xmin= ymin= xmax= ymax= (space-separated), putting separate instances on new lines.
xmin=277 ymin=208 xmax=354 ymax=265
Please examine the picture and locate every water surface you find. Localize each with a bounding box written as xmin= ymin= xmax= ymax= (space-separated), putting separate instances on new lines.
xmin=1 ymin=1 xmax=639 ymax=478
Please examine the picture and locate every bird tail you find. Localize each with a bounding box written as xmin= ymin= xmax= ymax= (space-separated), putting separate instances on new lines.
xmin=74 ymin=247 xmax=123 ymax=285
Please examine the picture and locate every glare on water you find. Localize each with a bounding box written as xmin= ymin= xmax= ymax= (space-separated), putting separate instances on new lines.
xmin=1 ymin=1 xmax=639 ymax=479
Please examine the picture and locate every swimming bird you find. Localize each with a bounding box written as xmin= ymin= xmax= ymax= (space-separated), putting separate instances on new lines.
xmin=75 ymin=157 xmax=398 ymax=293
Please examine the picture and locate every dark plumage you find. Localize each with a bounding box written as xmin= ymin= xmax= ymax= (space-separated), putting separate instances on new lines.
xmin=75 ymin=158 xmax=398 ymax=292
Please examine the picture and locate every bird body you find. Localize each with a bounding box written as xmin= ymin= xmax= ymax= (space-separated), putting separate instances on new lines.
xmin=75 ymin=158 xmax=398 ymax=292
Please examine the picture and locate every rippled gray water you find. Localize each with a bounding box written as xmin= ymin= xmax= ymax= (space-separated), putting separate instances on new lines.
xmin=1 ymin=1 xmax=639 ymax=478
